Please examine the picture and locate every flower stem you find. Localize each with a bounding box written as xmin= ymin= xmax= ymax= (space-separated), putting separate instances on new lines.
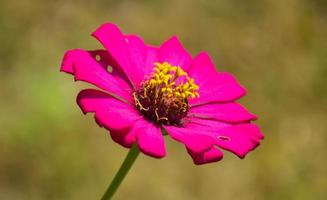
xmin=101 ymin=144 xmax=140 ymax=200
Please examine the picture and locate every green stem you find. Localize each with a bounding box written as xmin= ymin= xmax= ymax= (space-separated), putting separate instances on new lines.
xmin=101 ymin=144 xmax=140 ymax=200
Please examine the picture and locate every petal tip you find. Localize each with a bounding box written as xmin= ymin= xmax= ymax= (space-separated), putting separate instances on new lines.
xmin=138 ymin=144 xmax=166 ymax=158
xmin=91 ymin=22 xmax=119 ymax=37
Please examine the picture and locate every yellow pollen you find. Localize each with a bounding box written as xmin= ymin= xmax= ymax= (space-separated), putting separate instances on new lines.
xmin=144 ymin=62 xmax=200 ymax=99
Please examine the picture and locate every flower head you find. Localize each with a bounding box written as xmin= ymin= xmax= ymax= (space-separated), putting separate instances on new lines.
xmin=61 ymin=23 xmax=264 ymax=164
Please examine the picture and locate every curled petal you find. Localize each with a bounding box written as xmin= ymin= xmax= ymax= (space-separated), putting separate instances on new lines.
xmin=61 ymin=49 xmax=132 ymax=102
xmin=187 ymin=146 xmax=224 ymax=165
xmin=188 ymin=52 xmax=246 ymax=105
xmin=89 ymin=50 xmax=130 ymax=85
xmin=189 ymin=102 xmax=257 ymax=123
xmin=109 ymin=128 xmax=137 ymax=148
xmin=159 ymin=36 xmax=192 ymax=71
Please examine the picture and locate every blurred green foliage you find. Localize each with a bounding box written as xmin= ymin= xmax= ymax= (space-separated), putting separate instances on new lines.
xmin=1 ymin=0 xmax=326 ymax=199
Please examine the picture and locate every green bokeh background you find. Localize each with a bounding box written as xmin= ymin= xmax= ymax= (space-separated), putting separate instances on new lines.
xmin=1 ymin=0 xmax=326 ymax=199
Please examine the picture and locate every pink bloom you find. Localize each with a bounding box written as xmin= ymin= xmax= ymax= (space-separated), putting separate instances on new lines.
xmin=60 ymin=23 xmax=263 ymax=165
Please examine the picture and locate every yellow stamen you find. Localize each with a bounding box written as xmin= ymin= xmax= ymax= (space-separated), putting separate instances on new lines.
xmin=133 ymin=93 xmax=149 ymax=111
xmin=144 ymin=62 xmax=200 ymax=100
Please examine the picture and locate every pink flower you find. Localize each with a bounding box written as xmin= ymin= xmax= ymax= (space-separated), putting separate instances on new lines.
xmin=60 ymin=23 xmax=263 ymax=165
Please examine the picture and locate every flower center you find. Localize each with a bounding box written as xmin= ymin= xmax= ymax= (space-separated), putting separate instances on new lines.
xmin=133 ymin=62 xmax=200 ymax=125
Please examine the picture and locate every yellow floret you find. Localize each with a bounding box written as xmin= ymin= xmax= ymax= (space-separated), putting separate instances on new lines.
xmin=143 ymin=62 xmax=200 ymax=100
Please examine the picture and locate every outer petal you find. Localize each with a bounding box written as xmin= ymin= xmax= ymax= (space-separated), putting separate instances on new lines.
xmin=165 ymin=117 xmax=263 ymax=161
xmin=77 ymin=89 xmax=142 ymax=147
xmin=189 ymin=102 xmax=257 ymax=123
xmin=61 ymin=49 xmax=132 ymax=102
xmin=187 ymin=147 xmax=223 ymax=165
xmin=214 ymin=124 xmax=264 ymax=158
xmin=135 ymin=120 xmax=166 ymax=158
xmin=164 ymin=125 xmax=216 ymax=154
xmin=92 ymin=23 xmax=145 ymax=86
xmin=109 ymin=128 xmax=137 ymax=148
xmin=159 ymin=36 xmax=192 ymax=71
xmin=187 ymin=118 xmax=264 ymax=158
xmin=165 ymin=122 xmax=224 ymax=164
xmin=89 ymin=50 xmax=130 ymax=86
xmin=188 ymin=52 xmax=246 ymax=105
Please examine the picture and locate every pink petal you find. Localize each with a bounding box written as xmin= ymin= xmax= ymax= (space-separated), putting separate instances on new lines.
xmin=166 ymin=117 xmax=263 ymax=160
xmin=134 ymin=120 xmax=166 ymax=158
xmin=144 ymin=45 xmax=159 ymax=74
xmin=124 ymin=35 xmax=160 ymax=83
xmin=159 ymin=36 xmax=192 ymax=70
xmin=164 ymin=125 xmax=216 ymax=154
xmin=214 ymin=124 xmax=264 ymax=158
xmin=187 ymin=147 xmax=224 ymax=165
xmin=109 ymin=128 xmax=137 ymax=148
xmin=92 ymin=23 xmax=145 ymax=86
xmin=188 ymin=52 xmax=246 ymax=105
xmin=89 ymin=50 xmax=131 ymax=85
xmin=186 ymin=118 xmax=264 ymax=158
xmin=189 ymin=102 xmax=257 ymax=123
xmin=184 ymin=117 xmax=230 ymax=131
xmin=61 ymin=49 xmax=132 ymax=102
xmin=77 ymin=89 xmax=142 ymax=147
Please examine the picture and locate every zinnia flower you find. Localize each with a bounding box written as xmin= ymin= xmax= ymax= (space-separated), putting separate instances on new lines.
xmin=61 ymin=23 xmax=263 ymax=165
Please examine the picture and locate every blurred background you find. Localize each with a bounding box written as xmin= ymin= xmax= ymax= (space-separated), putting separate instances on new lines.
xmin=1 ymin=0 xmax=326 ymax=199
